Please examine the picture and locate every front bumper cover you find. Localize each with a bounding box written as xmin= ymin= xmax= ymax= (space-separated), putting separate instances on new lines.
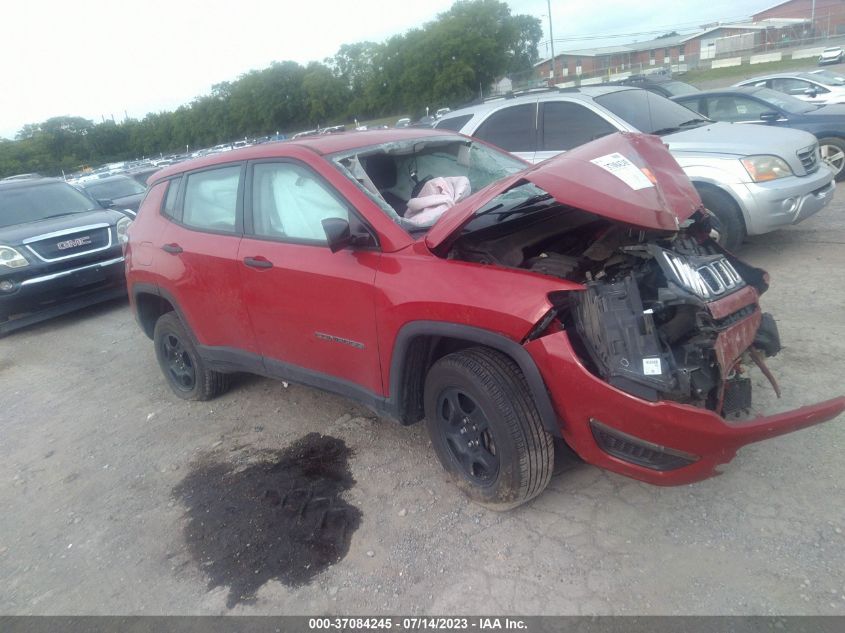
xmin=526 ymin=330 xmax=845 ymax=485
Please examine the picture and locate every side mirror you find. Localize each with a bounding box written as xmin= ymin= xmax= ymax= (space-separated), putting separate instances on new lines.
xmin=322 ymin=217 xmax=352 ymax=253
xmin=804 ymin=87 xmax=818 ymax=98
xmin=759 ymin=111 xmax=780 ymax=122
xmin=97 ymin=198 xmax=114 ymax=208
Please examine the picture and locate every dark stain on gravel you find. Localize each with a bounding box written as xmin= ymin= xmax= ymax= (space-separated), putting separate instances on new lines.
xmin=173 ymin=433 xmax=361 ymax=607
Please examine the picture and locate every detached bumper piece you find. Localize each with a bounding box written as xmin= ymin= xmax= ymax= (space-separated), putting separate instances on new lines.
xmin=526 ymin=332 xmax=845 ymax=485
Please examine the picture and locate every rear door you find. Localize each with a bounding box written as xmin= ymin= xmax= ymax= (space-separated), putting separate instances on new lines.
xmin=237 ymin=158 xmax=383 ymax=395
xmin=155 ymin=163 xmax=258 ymax=353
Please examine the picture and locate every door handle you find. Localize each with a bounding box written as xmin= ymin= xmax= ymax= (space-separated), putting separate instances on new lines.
xmin=243 ymin=256 xmax=273 ymax=269
xmin=162 ymin=243 xmax=183 ymax=254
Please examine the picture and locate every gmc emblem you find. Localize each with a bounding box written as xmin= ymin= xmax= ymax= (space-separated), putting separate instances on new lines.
xmin=57 ymin=236 xmax=92 ymax=250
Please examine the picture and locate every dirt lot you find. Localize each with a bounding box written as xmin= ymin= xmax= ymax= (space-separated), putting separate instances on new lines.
xmin=1 ymin=192 xmax=844 ymax=616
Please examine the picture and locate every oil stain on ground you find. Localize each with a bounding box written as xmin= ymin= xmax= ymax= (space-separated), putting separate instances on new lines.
xmin=173 ymin=433 xmax=361 ymax=608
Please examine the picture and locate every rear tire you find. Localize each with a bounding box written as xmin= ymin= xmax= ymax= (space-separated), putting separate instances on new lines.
xmin=153 ymin=312 xmax=229 ymax=401
xmin=424 ymin=347 xmax=553 ymax=510
xmin=818 ymin=137 xmax=845 ymax=181
xmin=697 ymin=186 xmax=746 ymax=251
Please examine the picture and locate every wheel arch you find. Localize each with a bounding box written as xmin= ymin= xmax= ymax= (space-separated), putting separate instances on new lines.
xmin=691 ymin=179 xmax=749 ymax=231
xmin=387 ymin=321 xmax=562 ymax=437
xmin=131 ymin=283 xmax=189 ymax=341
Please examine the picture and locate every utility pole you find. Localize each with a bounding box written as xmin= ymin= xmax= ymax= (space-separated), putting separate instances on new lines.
xmin=547 ymin=0 xmax=556 ymax=86
xmin=811 ymin=0 xmax=816 ymax=37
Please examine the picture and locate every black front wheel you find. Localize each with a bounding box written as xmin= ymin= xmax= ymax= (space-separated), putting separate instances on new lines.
xmin=697 ymin=186 xmax=746 ymax=251
xmin=153 ymin=312 xmax=229 ymax=401
xmin=424 ymin=347 xmax=553 ymax=510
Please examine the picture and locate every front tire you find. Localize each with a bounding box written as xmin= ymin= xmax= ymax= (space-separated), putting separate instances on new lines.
xmin=424 ymin=347 xmax=553 ymax=510
xmin=818 ymin=137 xmax=845 ymax=181
xmin=696 ymin=186 xmax=746 ymax=251
xmin=153 ymin=312 xmax=229 ymax=401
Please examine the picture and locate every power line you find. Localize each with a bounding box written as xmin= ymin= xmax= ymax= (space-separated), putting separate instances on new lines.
xmin=537 ymin=12 xmax=761 ymax=46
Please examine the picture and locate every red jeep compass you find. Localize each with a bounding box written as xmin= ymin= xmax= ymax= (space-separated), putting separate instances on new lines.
xmin=126 ymin=129 xmax=844 ymax=509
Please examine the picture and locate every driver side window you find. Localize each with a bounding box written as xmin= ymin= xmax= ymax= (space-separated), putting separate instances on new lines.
xmin=703 ymin=96 xmax=771 ymax=122
xmin=251 ymin=162 xmax=349 ymax=243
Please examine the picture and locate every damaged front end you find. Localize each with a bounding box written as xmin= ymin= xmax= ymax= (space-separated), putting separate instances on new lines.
xmin=432 ymin=132 xmax=844 ymax=483
xmin=566 ymin=231 xmax=780 ymax=419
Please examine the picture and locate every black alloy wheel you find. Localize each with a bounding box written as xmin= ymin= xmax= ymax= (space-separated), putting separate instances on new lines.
xmin=153 ymin=312 xmax=229 ymax=401
xmin=436 ymin=387 xmax=499 ymax=483
xmin=160 ymin=332 xmax=196 ymax=392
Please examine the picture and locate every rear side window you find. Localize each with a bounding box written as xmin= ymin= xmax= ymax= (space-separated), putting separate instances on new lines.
xmin=541 ymin=101 xmax=616 ymax=151
xmin=182 ymin=166 xmax=241 ymax=232
xmin=676 ymin=98 xmax=705 ymax=116
xmin=435 ymin=114 xmax=473 ymax=132
xmin=162 ymin=177 xmax=182 ymax=219
xmin=474 ymin=103 xmax=536 ymax=152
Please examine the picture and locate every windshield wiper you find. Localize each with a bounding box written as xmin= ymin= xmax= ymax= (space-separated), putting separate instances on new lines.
xmin=652 ymin=118 xmax=708 ymax=135
xmin=38 ymin=212 xmax=83 ymax=220
xmin=490 ymin=193 xmax=554 ymax=223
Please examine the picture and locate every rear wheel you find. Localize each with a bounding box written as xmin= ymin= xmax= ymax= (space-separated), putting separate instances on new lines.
xmin=697 ymin=186 xmax=746 ymax=251
xmin=424 ymin=347 xmax=553 ymax=510
xmin=153 ymin=312 xmax=229 ymax=401
xmin=818 ymin=137 xmax=845 ymax=181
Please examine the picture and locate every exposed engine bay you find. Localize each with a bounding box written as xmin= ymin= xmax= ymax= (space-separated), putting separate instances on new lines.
xmin=448 ymin=202 xmax=782 ymax=417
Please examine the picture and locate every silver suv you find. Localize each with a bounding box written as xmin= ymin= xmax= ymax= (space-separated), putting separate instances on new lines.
xmin=436 ymin=87 xmax=835 ymax=249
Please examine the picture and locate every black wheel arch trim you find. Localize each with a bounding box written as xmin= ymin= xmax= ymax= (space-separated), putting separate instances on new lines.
xmin=131 ymin=282 xmax=198 ymax=343
xmin=389 ymin=321 xmax=562 ymax=437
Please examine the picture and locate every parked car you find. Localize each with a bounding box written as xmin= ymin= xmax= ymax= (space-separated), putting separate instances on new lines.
xmin=810 ymin=68 xmax=845 ymax=84
xmin=673 ymin=86 xmax=845 ymax=180
xmin=734 ymin=72 xmax=845 ymax=105
xmin=818 ymin=46 xmax=844 ymax=65
xmin=125 ymin=129 xmax=844 ymax=508
xmin=395 ymin=117 xmax=411 ymax=128
xmin=610 ymin=76 xmax=700 ymax=98
xmin=434 ymin=87 xmax=835 ymax=250
xmin=78 ymin=174 xmax=147 ymax=212
xmin=125 ymin=167 xmax=161 ymax=187
xmin=0 ymin=177 xmax=131 ymax=331
xmin=435 ymin=107 xmax=452 ymax=118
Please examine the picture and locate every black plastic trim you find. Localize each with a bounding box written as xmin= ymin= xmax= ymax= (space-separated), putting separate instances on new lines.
xmin=389 ymin=321 xmax=562 ymax=437
xmin=129 ymin=288 xmax=562 ymax=434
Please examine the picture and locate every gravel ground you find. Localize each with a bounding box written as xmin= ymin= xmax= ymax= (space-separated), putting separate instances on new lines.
xmin=1 ymin=190 xmax=844 ymax=616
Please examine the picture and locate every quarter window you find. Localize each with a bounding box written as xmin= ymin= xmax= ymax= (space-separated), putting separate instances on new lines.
xmin=541 ymin=101 xmax=616 ymax=150
xmin=251 ymin=162 xmax=348 ymax=243
xmin=162 ymin=176 xmax=182 ymax=219
xmin=474 ymin=103 xmax=536 ymax=153
xmin=182 ymin=166 xmax=240 ymax=232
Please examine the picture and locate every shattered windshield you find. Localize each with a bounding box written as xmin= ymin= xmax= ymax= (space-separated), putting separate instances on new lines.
xmin=330 ymin=137 xmax=526 ymax=232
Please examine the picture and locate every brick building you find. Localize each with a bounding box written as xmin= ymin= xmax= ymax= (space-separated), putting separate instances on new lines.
xmin=534 ymin=18 xmax=813 ymax=84
xmin=753 ymin=0 xmax=845 ymax=36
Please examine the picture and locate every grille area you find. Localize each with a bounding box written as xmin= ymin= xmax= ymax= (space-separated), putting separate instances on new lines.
xmin=24 ymin=225 xmax=112 ymax=261
xmin=797 ymin=143 xmax=820 ymax=175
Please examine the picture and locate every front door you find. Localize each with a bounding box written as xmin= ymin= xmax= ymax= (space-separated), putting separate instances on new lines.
xmin=237 ymin=159 xmax=383 ymax=396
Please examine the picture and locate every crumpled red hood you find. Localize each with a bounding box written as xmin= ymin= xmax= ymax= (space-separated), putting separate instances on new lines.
xmin=426 ymin=132 xmax=703 ymax=253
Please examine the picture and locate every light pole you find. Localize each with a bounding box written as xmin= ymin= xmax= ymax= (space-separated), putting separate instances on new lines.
xmin=547 ymin=0 xmax=557 ymax=86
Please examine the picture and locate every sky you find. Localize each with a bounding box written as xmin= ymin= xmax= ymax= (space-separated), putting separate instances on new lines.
xmin=0 ymin=0 xmax=778 ymax=139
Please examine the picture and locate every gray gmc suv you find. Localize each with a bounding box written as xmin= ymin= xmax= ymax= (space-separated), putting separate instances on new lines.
xmin=436 ymin=87 xmax=835 ymax=249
